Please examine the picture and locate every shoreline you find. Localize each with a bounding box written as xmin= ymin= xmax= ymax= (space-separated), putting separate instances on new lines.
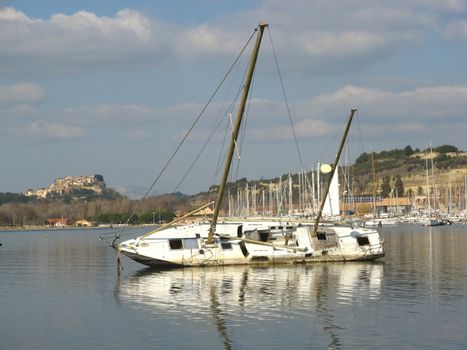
xmin=0 ymin=223 xmax=159 ymax=232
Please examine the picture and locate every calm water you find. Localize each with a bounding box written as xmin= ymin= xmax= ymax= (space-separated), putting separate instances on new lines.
xmin=1 ymin=224 xmax=466 ymax=349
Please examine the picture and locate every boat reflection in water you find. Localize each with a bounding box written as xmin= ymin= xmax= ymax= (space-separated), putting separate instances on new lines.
xmin=115 ymin=263 xmax=383 ymax=348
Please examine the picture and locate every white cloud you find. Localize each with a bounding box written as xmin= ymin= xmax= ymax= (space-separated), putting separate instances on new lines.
xmin=238 ymin=84 xmax=467 ymax=141
xmin=250 ymin=118 xmax=333 ymax=141
xmin=407 ymin=0 xmax=465 ymax=13
xmin=299 ymin=84 xmax=467 ymax=122
xmin=0 ymin=83 xmax=46 ymax=105
xmin=301 ymin=31 xmax=387 ymax=58
xmin=125 ymin=129 xmax=152 ymax=141
xmin=10 ymin=120 xmax=85 ymax=140
xmin=444 ymin=20 xmax=467 ymax=40
xmin=0 ymin=2 xmax=460 ymax=75
xmin=0 ymin=7 xmax=162 ymax=74
xmin=5 ymin=83 xmax=465 ymax=144
xmin=62 ymin=104 xmax=159 ymax=125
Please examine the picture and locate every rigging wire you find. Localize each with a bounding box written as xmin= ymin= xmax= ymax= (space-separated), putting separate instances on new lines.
xmin=317 ymin=119 xmax=345 ymax=162
xmin=354 ymin=109 xmax=367 ymax=155
xmin=214 ymin=74 xmax=246 ymax=179
xmin=172 ymin=110 xmax=228 ymax=193
xmin=172 ymin=59 xmax=246 ymax=194
xmin=233 ymin=65 xmax=257 ymax=183
xmin=208 ymin=62 xmax=250 ymax=208
xmin=211 ymin=47 xmax=247 ymax=179
xmin=267 ymin=27 xmax=304 ymax=169
xmin=109 ymin=28 xmax=258 ymax=245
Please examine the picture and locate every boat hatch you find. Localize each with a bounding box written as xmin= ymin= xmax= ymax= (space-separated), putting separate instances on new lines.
xmin=317 ymin=232 xmax=327 ymax=240
xmin=356 ymin=236 xmax=370 ymax=246
xmin=221 ymin=242 xmax=233 ymax=250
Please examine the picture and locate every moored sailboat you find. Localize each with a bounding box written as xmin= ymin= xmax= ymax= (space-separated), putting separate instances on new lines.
xmin=116 ymin=23 xmax=384 ymax=268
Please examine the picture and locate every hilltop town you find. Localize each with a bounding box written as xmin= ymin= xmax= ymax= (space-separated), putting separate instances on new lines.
xmin=25 ymin=175 xmax=106 ymax=199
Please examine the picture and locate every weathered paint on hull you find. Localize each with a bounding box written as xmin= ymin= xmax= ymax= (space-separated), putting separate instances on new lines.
xmin=122 ymin=251 xmax=183 ymax=268
xmin=120 ymin=249 xmax=385 ymax=268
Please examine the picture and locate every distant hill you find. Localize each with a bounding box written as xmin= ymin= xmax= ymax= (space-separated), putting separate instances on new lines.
xmin=351 ymin=145 xmax=467 ymax=195
xmin=1 ymin=145 xmax=466 ymax=227
xmin=142 ymin=144 xmax=467 ymax=211
xmin=0 ymin=174 xmax=123 ymax=206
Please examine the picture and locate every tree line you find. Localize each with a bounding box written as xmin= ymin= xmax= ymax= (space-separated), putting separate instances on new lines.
xmin=0 ymin=195 xmax=176 ymax=227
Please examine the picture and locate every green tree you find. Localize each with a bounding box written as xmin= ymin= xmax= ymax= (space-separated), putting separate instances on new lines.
xmin=404 ymin=145 xmax=414 ymax=156
xmin=393 ymin=175 xmax=404 ymax=197
xmin=139 ymin=211 xmax=175 ymax=224
xmin=434 ymin=145 xmax=458 ymax=153
xmin=355 ymin=152 xmax=370 ymax=164
xmin=417 ymin=186 xmax=423 ymax=196
xmin=381 ymin=176 xmax=391 ymax=198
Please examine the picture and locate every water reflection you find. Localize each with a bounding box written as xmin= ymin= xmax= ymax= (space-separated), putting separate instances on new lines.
xmin=115 ymin=263 xmax=384 ymax=348
xmin=2 ymin=226 xmax=466 ymax=349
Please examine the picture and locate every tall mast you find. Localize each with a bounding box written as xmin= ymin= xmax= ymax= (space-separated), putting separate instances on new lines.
xmin=311 ymin=169 xmax=316 ymax=214
xmin=207 ymin=22 xmax=267 ymax=243
xmin=465 ymin=176 xmax=467 ymax=212
xmin=430 ymin=142 xmax=438 ymax=212
xmin=425 ymin=150 xmax=431 ymax=216
xmin=311 ymin=108 xmax=356 ymax=238
xmin=371 ymin=150 xmax=377 ymax=217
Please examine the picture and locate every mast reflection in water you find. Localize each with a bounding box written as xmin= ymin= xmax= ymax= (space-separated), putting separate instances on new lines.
xmin=115 ymin=263 xmax=383 ymax=349
xmin=2 ymin=225 xmax=466 ymax=349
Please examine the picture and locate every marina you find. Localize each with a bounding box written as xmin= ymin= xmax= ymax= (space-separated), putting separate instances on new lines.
xmin=0 ymin=224 xmax=466 ymax=349
xmin=1 ymin=2 xmax=467 ymax=349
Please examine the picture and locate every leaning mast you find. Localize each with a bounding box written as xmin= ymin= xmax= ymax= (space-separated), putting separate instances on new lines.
xmin=310 ymin=108 xmax=356 ymax=238
xmin=207 ymin=22 xmax=268 ymax=244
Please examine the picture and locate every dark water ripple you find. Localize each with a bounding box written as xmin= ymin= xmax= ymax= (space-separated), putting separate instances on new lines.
xmin=1 ymin=224 xmax=467 ymax=349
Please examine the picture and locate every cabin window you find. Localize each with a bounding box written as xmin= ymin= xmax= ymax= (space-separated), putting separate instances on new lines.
xmin=221 ymin=242 xmax=232 ymax=250
xmin=317 ymin=232 xmax=327 ymax=240
xmin=169 ymin=239 xmax=183 ymax=250
xmin=357 ymin=236 xmax=370 ymax=246
xmin=183 ymin=238 xmax=199 ymax=250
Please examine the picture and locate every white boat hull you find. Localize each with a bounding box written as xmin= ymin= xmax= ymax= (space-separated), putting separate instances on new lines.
xmin=118 ymin=221 xmax=384 ymax=268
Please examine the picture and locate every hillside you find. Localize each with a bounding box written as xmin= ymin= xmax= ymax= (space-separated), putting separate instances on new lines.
xmin=351 ymin=145 xmax=467 ymax=195
xmin=1 ymin=145 xmax=466 ymax=227
xmin=147 ymin=144 xmax=467 ymax=212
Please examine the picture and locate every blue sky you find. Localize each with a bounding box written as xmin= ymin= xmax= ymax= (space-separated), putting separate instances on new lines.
xmin=1 ymin=0 xmax=467 ymax=196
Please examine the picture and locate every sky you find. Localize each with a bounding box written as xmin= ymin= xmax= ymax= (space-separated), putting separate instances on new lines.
xmin=1 ymin=0 xmax=467 ymax=196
